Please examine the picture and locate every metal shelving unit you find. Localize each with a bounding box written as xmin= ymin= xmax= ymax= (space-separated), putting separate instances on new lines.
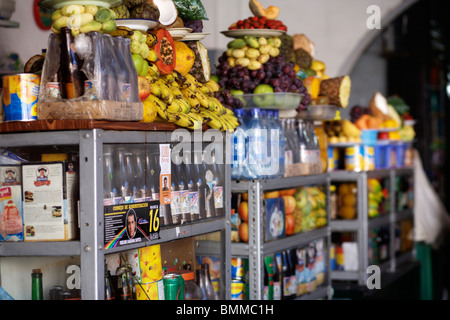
xmin=0 ymin=128 xmax=232 ymax=300
xmin=329 ymin=168 xmax=415 ymax=286
xmin=231 ymin=173 xmax=333 ymax=300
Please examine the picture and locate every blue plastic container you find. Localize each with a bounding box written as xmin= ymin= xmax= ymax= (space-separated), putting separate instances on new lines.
xmin=361 ymin=130 xmax=378 ymax=146
xmin=395 ymin=142 xmax=407 ymax=167
xmin=375 ymin=142 xmax=388 ymax=169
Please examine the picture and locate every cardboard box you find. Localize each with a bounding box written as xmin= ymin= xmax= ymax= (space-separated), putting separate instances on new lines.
xmin=0 ymin=165 xmax=23 ymax=241
xmin=37 ymin=100 xmax=143 ymax=121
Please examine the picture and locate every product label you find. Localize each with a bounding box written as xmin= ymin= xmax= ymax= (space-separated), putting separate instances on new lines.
xmin=189 ymin=191 xmax=199 ymax=214
xmin=213 ymin=186 xmax=223 ymax=209
xmin=263 ymin=285 xmax=269 ymax=300
xmin=273 ymin=281 xmax=281 ymax=300
xmin=180 ymin=190 xmax=190 ymax=214
xmin=171 ymin=191 xmax=181 ymax=216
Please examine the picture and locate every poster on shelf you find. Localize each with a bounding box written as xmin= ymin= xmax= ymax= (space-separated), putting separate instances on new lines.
xmin=264 ymin=197 xmax=285 ymax=242
xmin=0 ymin=165 xmax=23 ymax=242
xmin=159 ymin=144 xmax=171 ymax=205
xmin=22 ymin=162 xmax=66 ymax=241
xmin=104 ymin=200 xmax=160 ymax=249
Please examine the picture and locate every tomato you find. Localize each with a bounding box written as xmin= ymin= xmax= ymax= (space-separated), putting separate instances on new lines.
xmin=285 ymin=214 xmax=295 ymax=236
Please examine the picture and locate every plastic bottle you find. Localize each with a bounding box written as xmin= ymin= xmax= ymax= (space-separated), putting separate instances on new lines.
xmin=288 ymin=119 xmax=301 ymax=164
xmin=273 ymin=253 xmax=282 ymax=300
xmin=266 ymin=110 xmax=277 ymax=179
xmin=282 ymin=251 xmax=295 ymax=300
xmin=272 ymin=110 xmax=285 ymax=178
xmin=246 ymin=108 xmax=268 ymax=179
xmin=133 ymin=149 xmax=148 ymax=201
xmin=115 ymin=36 xmax=138 ymax=102
xmin=113 ymin=148 xmax=133 ymax=203
xmin=298 ymin=119 xmax=309 ymax=163
xmin=105 ymin=269 xmax=115 ymax=300
xmin=182 ymin=271 xmax=203 ymax=300
xmin=31 ymin=269 xmax=43 ymax=300
xmin=231 ymin=108 xmax=247 ymax=181
xmin=178 ymin=152 xmax=191 ymax=224
xmin=281 ymin=119 xmax=293 ymax=168
xmin=202 ymin=154 xmax=215 ymax=218
xmin=306 ymin=120 xmax=320 ymax=165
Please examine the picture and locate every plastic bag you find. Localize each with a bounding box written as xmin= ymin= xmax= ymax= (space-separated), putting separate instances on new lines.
xmin=173 ymin=0 xmax=208 ymax=20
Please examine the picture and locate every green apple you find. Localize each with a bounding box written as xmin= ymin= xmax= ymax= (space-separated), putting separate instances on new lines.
xmin=210 ymin=75 xmax=219 ymax=83
xmin=231 ymin=89 xmax=246 ymax=107
xmin=252 ymin=84 xmax=275 ymax=107
xmin=132 ymin=53 xmax=144 ymax=75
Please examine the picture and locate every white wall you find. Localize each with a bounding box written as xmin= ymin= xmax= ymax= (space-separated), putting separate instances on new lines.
xmin=2 ymin=0 xmax=407 ymax=77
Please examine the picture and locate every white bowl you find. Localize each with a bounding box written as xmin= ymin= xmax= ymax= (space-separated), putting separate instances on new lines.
xmin=0 ymin=0 xmax=15 ymax=20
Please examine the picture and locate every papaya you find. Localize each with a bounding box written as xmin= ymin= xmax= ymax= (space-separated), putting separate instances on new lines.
xmin=147 ymin=28 xmax=176 ymax=75
xmin=173 ymin=41 xmax=195 ymax=75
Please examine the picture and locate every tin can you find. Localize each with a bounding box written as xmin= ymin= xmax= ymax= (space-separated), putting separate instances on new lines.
xmin=231 ymin=257 xmax=244 ymax=279
xmin=2 ymin=73 xmax=40 ymax=122
xmin=231 ymin=279 xmax=245 ymax=300
xmin=135 ymin=279 xmax=164 ymax=300
xmin=327 ymin=146 xmax=338 ymax=172
xmin=84 ymin=80 xmax=98 ymax=100
xmin=345 ymin=145 xmax=363 ymax=171
xmin=46 ymin=82 xmax=61 ymax=99
xmin=362 ymin=145 xmax=375 ymax=171
xmin=163 ymin=273 xmax=184 ymax=300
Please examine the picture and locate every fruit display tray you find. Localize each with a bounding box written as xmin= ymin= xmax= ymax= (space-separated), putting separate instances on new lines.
xmin=297 ymin=105 xmax=338 ymax=120
xmin=115 ymin=18 xmax=160 ymax=31
xmin=221 ymin=29 xmax=286 ymax=38
xmin=240 ymin=92 xmax=303 ymax=110
xmin=39 ymin=0 xmax=122 ymax=9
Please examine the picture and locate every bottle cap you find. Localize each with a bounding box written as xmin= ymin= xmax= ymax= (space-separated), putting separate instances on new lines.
xmin=251 ymin=108 xmax=260 ymax=117
xmin=181 ymin=271 xmax=194 ymax=281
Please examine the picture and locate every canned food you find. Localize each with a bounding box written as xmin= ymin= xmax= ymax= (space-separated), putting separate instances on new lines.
xmin=231 ymin=257 xmax=244 ymax=279
xmin=362 ymin=145 xmax=375 ymax=171
xmin=327 ymin=146 xmax=338 ymax=172
xmin=231 ymin=279 xmax=245 ymax=300
xmin=345 ymin=146 xmax=363 ymax=171
xmin=163 ymin=273 xmax=184 ymax=300
xmin=2 ymin=73 xmax=40 ymax=122
xmin=135 ymin=279 xmax=164 ymax=300
xmin=46 ymin=82 xmax=61 ymax=99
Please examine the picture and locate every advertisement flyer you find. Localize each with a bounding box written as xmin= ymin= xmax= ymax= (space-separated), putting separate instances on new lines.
xmin=104 ymin=200 xmax=160 ymax=249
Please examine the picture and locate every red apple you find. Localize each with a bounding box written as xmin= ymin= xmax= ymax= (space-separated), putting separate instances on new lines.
xmin=138 ymin=76 xmax=151 ymax=101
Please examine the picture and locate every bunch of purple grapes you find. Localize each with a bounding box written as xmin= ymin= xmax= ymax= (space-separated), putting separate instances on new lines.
xmin=297 ymin=92 xmax=311 ymax=112
xmin=215 ymin=88 xmax=245 ymax=109
xmin=183 ymin=20 xmax=203 ymax=33
xmin=350 ymin=105 xmax=370 ymax=122
xmin=215 ymin=53 xmax=308 ymax=109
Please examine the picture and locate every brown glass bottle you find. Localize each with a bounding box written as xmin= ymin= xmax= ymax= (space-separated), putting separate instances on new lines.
xmin=59 ymin=27 xmax=85 ymax=99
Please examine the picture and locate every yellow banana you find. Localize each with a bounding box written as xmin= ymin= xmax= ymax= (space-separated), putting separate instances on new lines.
xmin=146 ymin=48 xmax=159 ymax=62
xmin=150 ymin=80 xmax=162 ymax=98
xmin=186 ymin=112 xmax=204 ymax=123
xmin=146 ymin=33 xmax=158 ymax=47
xmin=181 ymin=88 xmax=196 ymax=100
xmin=197 ymin=83 xmax=212 ymax=96
xmin=109 ymin=26 xmax=133 ymax=37
xmin=145 ymin=75 xmax=158 ymax=84
xmin=205 ymin=79 xmax=220 ymax=93
xmin=185 ymin=95 xmax=200 ymax=111
xmin=169 ymin=84 xmax=183 ymax=99
xmin=167 ymin=99 xmax=183 ymax=113
xmin=172 ymin=70 xmax=187 ymax=86
xmin=177 ymin=98 xmax=191 ymax=114
xmin=195 ymin=90 xmax=214 ymax=110
xmin=200 ymin=108 xmax=226 ymax=131
xmin=210 ymin=97 xmax=227 ymax=115
xmin=161 ymin=73 xmax=175 ymax=85
xmin=147 ymin=62 xmax=160 ymax=78
xmin=172 ymin=112 xmax=194 ymax=128
xmin=147 ymin=94 xmax=168 ymax=121
xmin=165 ymin=110 xmax=180 ymax=123
xmin=156 ymin=79 xmax=174 ymax=105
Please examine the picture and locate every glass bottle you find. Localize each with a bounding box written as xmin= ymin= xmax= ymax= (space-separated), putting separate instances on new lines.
xmin=184 ymin=150 xmax=200 ymax=221
xmin=170 ymin=153 xmax=182 ymax=225
xmin=105 ymin=269 xmax=115 ymax=300
xmin=31 ymin=269 xmax=43 ymax=300
xmin=196 ymin=264 xmax=217 ymax=300
xmin=193 ymin=150 xmax=206 ymax=220
xmin=59 ymin=27 xmax=85 ymax=99
xmin=281 ymin=118 xmax=293 ymax=168
xmin=298 ymin=119 xmax=309 ymax=163
xmin=116 ymin=265 xmax=133 ymax=300
xmin=202 ymin=154 xmax=215 ymax=219
xmin=103 ymin=146 xmax=117 ymax=205
xmin=115 ymin=36 xmax=138 ymax=103
xmin=133 ymin=148 xmax=148 ymax=202
xmin=211 ymin=150 xmax=224 ymax=217
xmin=178 ymin=152 xmax=191 ymax=224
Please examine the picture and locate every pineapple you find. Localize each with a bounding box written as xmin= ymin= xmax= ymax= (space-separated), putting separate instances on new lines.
xmin=319 ymin=75 xmax=351 ymax=108
xmin=185 ymin=40 xmax=211 ymax=84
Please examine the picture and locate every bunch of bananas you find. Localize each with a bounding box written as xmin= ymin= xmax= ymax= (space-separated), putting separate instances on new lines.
xmin=145 ymin=70 xmax=240 ymax=131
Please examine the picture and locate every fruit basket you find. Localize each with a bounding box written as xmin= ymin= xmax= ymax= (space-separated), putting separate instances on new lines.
xmin=239 ymin=92 xmax=303 ymax=110
xmin=297 ymin=105 xmax=337 ymax=120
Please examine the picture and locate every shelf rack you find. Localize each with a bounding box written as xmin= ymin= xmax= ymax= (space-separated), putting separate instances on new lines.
xmin=230 ymin=173 xmax=333 ymax=300
xmin=0 ymin=121 xmax=232 ymax=300
xmin=329 ymin=168 xmax=415 ymax=286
